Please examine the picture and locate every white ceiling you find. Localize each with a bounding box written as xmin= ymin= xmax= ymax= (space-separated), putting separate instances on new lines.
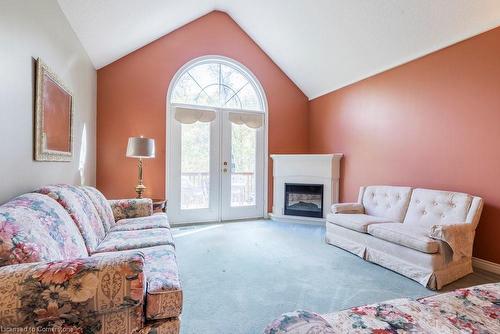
xmin=58 ymin=0 xmax=500 ymax=99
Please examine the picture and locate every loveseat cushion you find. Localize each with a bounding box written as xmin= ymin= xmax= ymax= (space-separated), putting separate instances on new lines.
xmin=80 ymin=186 xmax=115 ymax=232
xmin=36 ymin=185 xmax=106 ymax=253
xmin=0 ymin=193 xmax=88 ymax=266
xmin=367 ymin=223 xmax=440 ymax=254
xmin=93 ymin=228 xmax=175 ymax=253
xmin=404 ymin=188 xmax=472 ymax=228
xmin=110 ymin=213 xmax=170 ymax=232
xmin=361 ymin=186 xmax=412 ymax=221
xmin=92 ymin=245 xmax=183 ymax=320
xmin=326 ymin=213 xmax=398 ymax=233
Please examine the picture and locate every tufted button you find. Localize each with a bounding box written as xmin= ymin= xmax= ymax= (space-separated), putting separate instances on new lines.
xmin=422 ymin=210 xmax=427 ymax=215
xmin=449 ymin=202 xmax=456 ymax=208
xmin=432 ymin=201 xmax=438 ymax=206
xmin=416 ymin=199 xmax=420 ymax=204
xmin=441 ymin=214 xmax=446 ymax=218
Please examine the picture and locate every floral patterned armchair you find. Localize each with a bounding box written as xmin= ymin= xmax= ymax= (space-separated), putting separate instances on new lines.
xmin=0 ymin=185 xmax=182 ymax=334
xmin=265 ymin=283 xmax=500 ymax=334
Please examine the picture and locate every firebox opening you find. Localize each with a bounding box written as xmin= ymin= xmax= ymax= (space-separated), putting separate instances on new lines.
xmin=284 ymin=183 xmax=324 ymax=218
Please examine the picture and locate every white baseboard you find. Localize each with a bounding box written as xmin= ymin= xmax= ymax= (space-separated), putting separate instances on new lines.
xmin=472 ymin=257 xmax=500 ymax=275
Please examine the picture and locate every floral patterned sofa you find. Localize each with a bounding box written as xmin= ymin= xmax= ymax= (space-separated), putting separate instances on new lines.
xmin=0 ymin=184 xmax=182 ymax=334
xmin=264 ymin=282 xmax=500 ymax=333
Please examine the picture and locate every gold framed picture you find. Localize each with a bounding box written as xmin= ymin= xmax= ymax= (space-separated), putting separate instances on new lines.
xmin=34 ymin=59 xmax=73 ymax=161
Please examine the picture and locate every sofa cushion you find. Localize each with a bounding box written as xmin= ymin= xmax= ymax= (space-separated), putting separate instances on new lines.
xmin=110 ymin=213 xmax=170 ymax=232
xmin=404 ymin=188 xmax=472 ymax=228
xmin=92 ymin=245 xmax=183 ymax=320
xmin=326 ymin=213 xmax=398 ymax=233
xmin=362 ymin=186 xmax=412 ymax=221
xmin=367 ymin=223 xmax=440 ymax=254
xmin=0 ymin=193 xmax=88 ymax=265
xmin=36 ymin=185 xmax=106 ymax=253
xmin=80 ymin=186 xmax=115 ymax=232
xmin=93 ymin=228 xmax=175 ymax=253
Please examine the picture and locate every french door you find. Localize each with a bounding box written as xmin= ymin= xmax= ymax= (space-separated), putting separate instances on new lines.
xmin=167 ymin=106 xmax=264 ymax=224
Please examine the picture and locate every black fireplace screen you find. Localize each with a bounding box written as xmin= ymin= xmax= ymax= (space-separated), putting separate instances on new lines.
xmin=284 ymin=183 xmax=324 ymax=218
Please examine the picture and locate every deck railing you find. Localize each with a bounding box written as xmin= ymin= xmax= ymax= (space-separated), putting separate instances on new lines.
xmin=181 ymin=172 xmax=255 ymax=209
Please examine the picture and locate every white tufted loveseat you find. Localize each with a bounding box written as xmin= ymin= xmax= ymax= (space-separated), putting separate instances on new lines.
xmin=326 ymin=186 xmax=483 ymax=290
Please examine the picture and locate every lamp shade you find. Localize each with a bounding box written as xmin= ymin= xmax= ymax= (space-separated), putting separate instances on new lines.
xmin=126 ymin=137 xmax=155 ymax=158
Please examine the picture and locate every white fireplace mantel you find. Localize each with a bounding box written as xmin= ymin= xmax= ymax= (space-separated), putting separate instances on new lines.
xmin=270 ymin=154 xmax=343 ymax=223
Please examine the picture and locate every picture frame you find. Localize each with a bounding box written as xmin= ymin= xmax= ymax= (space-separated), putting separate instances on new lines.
xmin=34 ymin=58 xmax=74 ymax=161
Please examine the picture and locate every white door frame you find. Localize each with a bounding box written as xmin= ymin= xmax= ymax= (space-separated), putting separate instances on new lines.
xmin=166 ymin=55 xmax=269 ymax=224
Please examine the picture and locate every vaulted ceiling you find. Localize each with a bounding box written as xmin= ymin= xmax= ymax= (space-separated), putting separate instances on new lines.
xmin=58 ymin=0 xmax=500 ymax=99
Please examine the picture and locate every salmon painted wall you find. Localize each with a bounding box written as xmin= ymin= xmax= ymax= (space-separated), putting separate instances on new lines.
xmin=309 ymin=26 xmax=500 ymax=263
xmin=97 ymin=11 xmax=309 ymax=211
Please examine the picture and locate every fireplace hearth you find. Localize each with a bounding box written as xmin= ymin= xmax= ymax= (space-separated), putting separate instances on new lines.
xmin=284 ymin=183 xmax=324 ymax=218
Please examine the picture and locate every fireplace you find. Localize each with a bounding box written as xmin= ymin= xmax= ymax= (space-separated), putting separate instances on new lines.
xmin=284 ymin=183 xmax=324 ymax=218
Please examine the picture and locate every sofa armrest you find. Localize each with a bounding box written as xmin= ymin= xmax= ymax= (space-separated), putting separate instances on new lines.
xmin=331 ymin=203 xmax=364 ymax=214
xmin=428 ymin=223 xmax=475 ymax=261
xmin=109 ymin=198 xmax=153 ymax=221
xmin=0 ymin=253 xmax=145 ymax=327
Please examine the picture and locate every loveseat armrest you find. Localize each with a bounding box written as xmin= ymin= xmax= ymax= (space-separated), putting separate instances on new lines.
xmin=109 ymin=198 xmax=153 ymax=221
xmin=0 ymin=252 xmax=145 ymax=328
xmin=428 ymin=223 xmax=475 ymax=261
xmin=331 ymin=203 xmax=364 ymax=214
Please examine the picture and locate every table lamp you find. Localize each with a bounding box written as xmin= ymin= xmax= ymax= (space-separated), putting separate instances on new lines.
xmin=126 ymin=136 xmax=155 ymax=198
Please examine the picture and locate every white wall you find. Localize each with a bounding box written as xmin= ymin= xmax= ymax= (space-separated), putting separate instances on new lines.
xmin=0 ymin=0 xmax=96 ymax=203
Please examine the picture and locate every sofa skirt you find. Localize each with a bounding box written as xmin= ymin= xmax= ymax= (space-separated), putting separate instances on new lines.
xmin=325 ymin=222 xmax=473 ymax=290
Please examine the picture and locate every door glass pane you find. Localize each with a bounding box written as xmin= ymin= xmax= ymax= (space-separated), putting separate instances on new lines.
xmin=231 ymin=123 xmax=256 ymax=207
xmin=181 ymin=122 xmax=210 ymax=209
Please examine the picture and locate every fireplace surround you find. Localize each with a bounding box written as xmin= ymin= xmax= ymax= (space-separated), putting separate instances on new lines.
xmin=270 ymin=154 xmax=343 ymax=223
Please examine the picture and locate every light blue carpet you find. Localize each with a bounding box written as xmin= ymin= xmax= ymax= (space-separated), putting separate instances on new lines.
xmin=171 ymin=220 xmax=490 ymax=334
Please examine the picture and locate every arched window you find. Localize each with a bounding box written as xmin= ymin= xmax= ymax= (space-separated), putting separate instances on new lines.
xmin=167 ymin=56 xmax=267 ymax=223
xmin=170 ymin=58 xmax=264 ymax=111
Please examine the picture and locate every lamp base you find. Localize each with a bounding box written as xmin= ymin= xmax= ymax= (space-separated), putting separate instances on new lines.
xmin=135 ymin=184 xmax=146 ymax=199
